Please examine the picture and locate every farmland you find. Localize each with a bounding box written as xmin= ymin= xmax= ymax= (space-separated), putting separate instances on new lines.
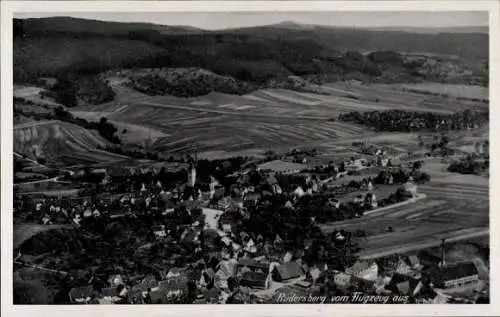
xmin=64 ymin=78 xmax=487 ymax=160
xmin=320 ymin=159 xmax=489 ymax=259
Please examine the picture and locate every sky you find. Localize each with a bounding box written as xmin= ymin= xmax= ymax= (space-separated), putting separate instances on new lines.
xmin=14 ymin=11 xmax=488 ymax=30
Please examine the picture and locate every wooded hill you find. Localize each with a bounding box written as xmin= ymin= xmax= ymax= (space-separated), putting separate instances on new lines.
xmin=14 ymin=17 xmax=489 ymax=88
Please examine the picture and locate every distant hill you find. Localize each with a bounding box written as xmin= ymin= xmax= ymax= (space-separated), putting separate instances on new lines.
xmin=229 ymin=23 xmax=488 ymax=59
xmin=13 ymin=17 xmax=489 ymax=90
xmin=16 ymin=16 xmax=204 ymax=36
xmin=365 ymin=26 xmax=488 ymax=34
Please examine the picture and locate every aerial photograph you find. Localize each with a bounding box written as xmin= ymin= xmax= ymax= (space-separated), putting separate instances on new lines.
xmin=12 ymin=11 xmax=489 ymax=305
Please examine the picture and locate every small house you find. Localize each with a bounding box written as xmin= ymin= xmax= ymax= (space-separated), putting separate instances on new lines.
xmin=244 ymin=193 xmax=261 ymax=208
xmin=149 ymin=290 xmax=167 ymax=304
xmin=158 ymin=276 xmax=189 ymax=299
xmin=239 ymin=271 xmax=272 ymax=289
xmin=69 ymin=285 xmax=95 ymax=304
xmin=152 ymin=225 xmax=167 ymax=239
xmin=346 ymin=261 xmax=379 ymax=281
xmin=334 ymin=272 xmax=353 ymax=289
xmin=408 ymin=255 xmax=422 ymax=270
xmin=387 ymin=273 xmax=422 ymax=296
xmin=433 ymin=262 xmax=479 ymax=289
xmin=272 ymin=261 xmax=304 ymax=282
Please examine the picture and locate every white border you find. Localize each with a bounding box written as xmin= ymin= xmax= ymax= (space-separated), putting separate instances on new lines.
xmin=1 ymin=1 xmax=499 ymax=317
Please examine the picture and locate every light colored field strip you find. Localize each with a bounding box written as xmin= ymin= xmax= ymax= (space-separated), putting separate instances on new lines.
xmin=357 ymin=228 xmax=489 ymax=259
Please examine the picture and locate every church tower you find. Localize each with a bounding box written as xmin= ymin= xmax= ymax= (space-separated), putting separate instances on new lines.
xmin=187 ymin=162 xmax=196 ymax=187
xmin=187 ymin=148 xmax=197 ymax=188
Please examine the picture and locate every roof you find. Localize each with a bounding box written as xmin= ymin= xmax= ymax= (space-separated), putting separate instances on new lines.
xmin=266 ymin=174 xmax=278 ymax=185
xmin=69 ymin=285 xmax=95 ymax=300
xmin=101 ymin=287 xmax=118 ymax=297
xmin=408 ymin=255 xmax=420 ymax=265
xmin=348 ymin=261 xmax=373 ymax=273
xmin=136 ymin=275 xmax=158 ymax=291
xmin=239 ymin=271 xmax=268 ymax=288
xmin=417 ymin=250 xmax=441 ymax=264
xmin=350 ymin=275 xmax=376 ymax=291
xmin=388 ymin=273 xmax=420 ymax=295
xmin=238 ymin=259 xmax=269 ymax=270
xmin=257 ymin=160 xmax=307 ymax=173
xmin=149 ymin=290 xmax=166 ymax=304
xmin=440 ymin=262 xmax=479 ymax=282
xmin=274 ymin=262 xmax=304 ymax=281
xmin=158 ymin=276 xmax=189 ymax=293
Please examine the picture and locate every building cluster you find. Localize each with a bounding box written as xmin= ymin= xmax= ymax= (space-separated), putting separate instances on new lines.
xmin=13 ymin=145 xmax=486 ymax=304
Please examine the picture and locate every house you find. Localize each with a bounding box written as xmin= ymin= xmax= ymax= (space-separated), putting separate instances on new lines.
xmin=408 ymin=255 xmax=422 ymax=270
xmin=244 ymin=193 xmax=260 ymax=208
xmin=216 ymin=196 xmax=231 ymax=211
xmin=257 ymin=160 xmax=306 ymax=174
xmin=136 ymin=275 xmax=159 ymax=292
xmin=219 ymin=216 xmax=233 ymax=233
xmin=334 ymin=272 xmax=353 ymax=289
xmin=237 ymin=258 xmax=270 ymax=275
xmin=101 ymin=287 xmax=118 ymax=298
xmin=108 ymin=274 xmax=124 ymax=287
xmin=353 ymin=194 xmax=365 ymax=205
xmin=346 ymin=261 xmax=379 ymax=281
xmin=215 ymin=259 xmax=238 ymax=289
xmin=167 ymin=267 xmax=188 ymax=278
xmin=158 ymin=276 xmax=190 ymax=298
xmin=432 ymin=262 xmax=479 ymax=289
xmin=149 ymin=290 xmax=167 ymax=304
xmin=349 ymin=275 xmax=376 ymax=293
xmin=69 ymin=285 xmax=95 ymax=303
xmin=365 ymin=193 xmax=377 ymax=208
xmin=387 ymin=273 xmax=422 ymax=296
xmin=272 ymin=261 xmax=304 ymax=282
xmin=202 ymin=289 xmax=220 ymax=304
xmin=417 ymin=250 xmax=442 ymax=268
xmin=395 ymin=257 xmax=413 ymax=276
xmin=239 ymin=271 xmax=272 ymax=289
xmin=152 ymin=225 xmax=167 ymax=239
xmin=294 ymin=186 xmax=305 ymax=198
xmin=402 ymin=181 xmax=418 ymax=198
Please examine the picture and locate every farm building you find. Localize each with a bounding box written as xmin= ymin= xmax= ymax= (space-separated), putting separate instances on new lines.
xmin=431 ymin=262 xmax=479 ymax=289
xmin=272 ymin=261 xmax=304 ymax=282
xmin=346 ymin=261 xmax=379 ymax=281
xmin=257 ymin=160 xmax=307 ymax=174
xmin=239 ymin=271 xmax=272 ymax=289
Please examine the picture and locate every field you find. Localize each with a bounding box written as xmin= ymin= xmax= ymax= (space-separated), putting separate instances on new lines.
xmin=13 ymin=120 xmax=127 ymax=164
xmin=320 ymin=159 xmax=489 ymax=259
xmin=64 ymin=78 xmax=490 ymax=161
xmin=391 ymin=83 xmax=488 ymax=101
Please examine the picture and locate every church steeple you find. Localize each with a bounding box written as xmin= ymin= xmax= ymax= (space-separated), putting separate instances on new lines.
xmin=187 ymin=146 xmax=198 ymax=188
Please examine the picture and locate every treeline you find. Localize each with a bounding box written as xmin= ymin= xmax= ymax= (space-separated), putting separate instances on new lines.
xmin=339 ymin=109 xmax=489 ymax=132
xmin=129 ymin=73 xmax=254 ymax=97
xmin=50 ymin=74 xmax=115 ymax=107
xmin=448 ymin=155 xmax=489 ymax=175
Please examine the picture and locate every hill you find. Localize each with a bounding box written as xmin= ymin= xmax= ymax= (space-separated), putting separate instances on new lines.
xmin=13 ymin=120 xmax=111 ymax=161
xmin=13 ymin=17 xmax=489 ymax=94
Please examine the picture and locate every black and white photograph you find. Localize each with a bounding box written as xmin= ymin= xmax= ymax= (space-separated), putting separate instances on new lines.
xmin=2 ymin=1 xmax=496 ymax=313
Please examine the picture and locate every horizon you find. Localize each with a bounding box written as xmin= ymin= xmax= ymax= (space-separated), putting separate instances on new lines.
xmin=14 ymin=12 xmax=488 ymax=31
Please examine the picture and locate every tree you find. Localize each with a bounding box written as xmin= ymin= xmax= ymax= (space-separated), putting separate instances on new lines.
xmin=14 ymin=280 xmax=50 ymax=304
xmin=52 ymin=75 xmax=78 ymax=107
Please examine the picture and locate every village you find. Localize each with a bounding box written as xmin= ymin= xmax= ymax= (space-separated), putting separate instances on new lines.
xmin=13 ymin=138 xmax=489 ymax=305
